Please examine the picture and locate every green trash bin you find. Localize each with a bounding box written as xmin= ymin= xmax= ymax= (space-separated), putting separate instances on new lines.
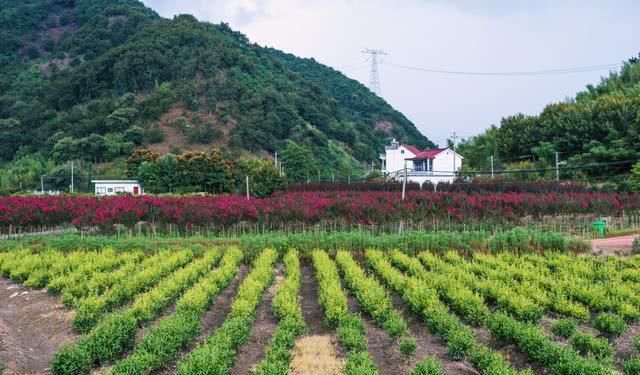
xmin=593 ymin=221 xmax=607 ymax=238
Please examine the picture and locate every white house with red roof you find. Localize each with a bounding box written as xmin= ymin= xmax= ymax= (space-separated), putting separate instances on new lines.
xmin=379 ymin=139 xmax=463 ymax=186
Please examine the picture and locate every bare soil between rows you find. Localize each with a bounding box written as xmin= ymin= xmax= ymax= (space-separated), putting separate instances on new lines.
xmin=0 ymin=277 xmax=78 ymax=375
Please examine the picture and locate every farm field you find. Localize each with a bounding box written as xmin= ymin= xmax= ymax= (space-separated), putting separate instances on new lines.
xmin=2 ymin=244 xmax=640 ymax=374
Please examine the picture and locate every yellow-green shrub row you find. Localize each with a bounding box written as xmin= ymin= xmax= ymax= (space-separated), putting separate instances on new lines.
xmin=311 ymin=250 xmax=378 ymax=375
xmin=389 ymin=251 xmax=490 ymax=327
xmin=110 ymin=247 xmax=244 ymax=375
xmin=471 ymin=253 xmax=589 ymax=321
xmin=59 ymin=251 xmax=145 ymax=306
xmin=365 ymin=249 xmax=518 ymax=375
xmin=47 ymin=249 xmax=127 ymax=294
xmin=51 ymin=249 xmax=222 ymax=375
xmin=387 ymin=251 xmax=609 ymax=375
xmin=495 ymin=252 xmax=639 ymax=320
xmin=27 ymin=251 xmax=91 ymax=288
xmin=335 ymin=250 xmax=409 ymax=337
xmin=73 ymin=250 xmax=193 ymax=333
xmin=254 ymin=249 xmax=305 ymax=375
xmin=416 ymin=251 xmax=543 ymax=324
xmin=176 ymin=248 xmax=278 ymax=375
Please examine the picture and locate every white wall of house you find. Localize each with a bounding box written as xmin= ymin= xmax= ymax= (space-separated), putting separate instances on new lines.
xmin=92 ymin=180 xmax=143 ymax=196
xmin=383 ymin=145 xmax=417 ymax=174
xmin=380 ymin=140 xmax=464 ymax=186
xmin=432 ymin=149 xmax=463 ymax=176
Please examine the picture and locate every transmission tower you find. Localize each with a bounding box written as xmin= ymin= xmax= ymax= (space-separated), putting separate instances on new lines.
xmin=362 ymin=49 xmax=387 ymax=95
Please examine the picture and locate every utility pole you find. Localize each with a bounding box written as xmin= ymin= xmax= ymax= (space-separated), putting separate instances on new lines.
xmin=361 ymin=49 xmax=387 ymax=96
xmin=274 ymin=151 xmax=278 ymax=169
xmin=70 ymin=161 xmax=74 ymax=193
xmin=490 ymin=155 xmax=494 ymax=179
xmin=246 ymin=175 xmax=250 ymax=200
xmin=555 ymin=152 xmax=560 ymax=181
xmin=348 ymin=175 xmax=351 ymax=184
xmin=332 ymin=173 xmax=335 ymax=182
xmin=451 ymin=132 xmax=457 ymax=179
xmin=402 ymin=160 xmax=407 ymax=201
xmin=41 ymin=175 xmax=45 ymax=194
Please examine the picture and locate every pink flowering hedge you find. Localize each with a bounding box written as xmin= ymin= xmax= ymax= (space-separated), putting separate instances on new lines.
xmin=0 ymin=191 xmax=638 ymax=230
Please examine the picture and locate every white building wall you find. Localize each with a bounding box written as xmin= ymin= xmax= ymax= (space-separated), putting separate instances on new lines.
xmin=384 ymin=145 xmax=416 ymax=174
xmin=94 ymin=182 xmax=143 ymax=196
xmin=431 ymin=149 xmax=463 ymax=182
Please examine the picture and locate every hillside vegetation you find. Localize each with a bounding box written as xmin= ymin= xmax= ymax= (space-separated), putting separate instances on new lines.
xmin=458 ymin=55 xmax=640 ymax=186
xmin=0 ymin=0 xmax=433 ymax=192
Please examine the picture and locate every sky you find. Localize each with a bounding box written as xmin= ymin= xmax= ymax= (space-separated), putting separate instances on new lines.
xmin=142 ymin=0 xmax=639 ymax=147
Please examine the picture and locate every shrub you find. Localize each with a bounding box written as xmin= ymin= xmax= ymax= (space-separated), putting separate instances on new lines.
xmin=412 ymin=355 xmax=443 ymax=375
xmin=625 ymin=356 xmax=640 ymax=375
xmin=570 ymin=332 xmax=613 ymax=360
xmin=594 ymin=313 xmax=627 ymax=338
xmin=400 ymin=337 xmax=417 ymax=357
xmin=551 ymin=319 xmax=577 ymax=338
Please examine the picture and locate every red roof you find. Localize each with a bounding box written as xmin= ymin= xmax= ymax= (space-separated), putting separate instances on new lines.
xmin=406 ymin=148 xmax=447 ymax=160
xmin=401 ymin=144 xmax=422 ymax=155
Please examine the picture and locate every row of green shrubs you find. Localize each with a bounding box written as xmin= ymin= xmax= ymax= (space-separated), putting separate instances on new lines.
xmin=311 ymin=250 xmax=379 ymax=374
xmin=72 ymin=250 xmax=193 ymax=332
xmin=51 ymin=250 xmax=222 ymax=375
xmin=366 ymin=249 xmax=519 ymax=374
xmin=254 ymin=249 xmax=305 ymax=374
xmin=176 ymin=248 xmax=278 ymax=374
xmin=111 ymin=247 xmax=244 ymax=374
xmin=0 ymin=227 xmax=589 ymax=258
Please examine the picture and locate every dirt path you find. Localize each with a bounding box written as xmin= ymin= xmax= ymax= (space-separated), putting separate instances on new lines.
xmin=154 ymin=264 xmax=249 ymax=375
xmin=344 ymin=285 xmax=408 ymax=375
xmin=228 ymin=265 xmax=282 ymax=375
xmin=592 ymin=234 xmax=639 ymax=256
xmin=289 ymin=264 xmax=345 ymax=375
xmin=0 ymin=277 xmax=79 ymax=375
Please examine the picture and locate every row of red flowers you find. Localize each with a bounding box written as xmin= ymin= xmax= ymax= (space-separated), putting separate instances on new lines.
xmin=0 ymin=191 xmax=637 ymax=229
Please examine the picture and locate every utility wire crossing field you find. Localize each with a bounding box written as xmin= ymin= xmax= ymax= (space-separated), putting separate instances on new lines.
xmin=1 ymin=247 xmax=640 ymax=374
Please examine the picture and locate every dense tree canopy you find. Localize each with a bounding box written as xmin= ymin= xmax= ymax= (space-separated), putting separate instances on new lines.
xmin=0 ymin=0 xmax=432 ymax=193
xmin=459 ymin=55 xmax=640 ymax=186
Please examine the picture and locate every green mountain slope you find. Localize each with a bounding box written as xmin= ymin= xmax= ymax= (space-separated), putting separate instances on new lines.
xmin=458 ymin=55 xmax=640 ymax=183
xmin=0 ymin=0 xmax=433 ymax=183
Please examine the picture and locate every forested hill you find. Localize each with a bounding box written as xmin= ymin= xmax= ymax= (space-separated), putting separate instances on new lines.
xmin=458 ymin=54 xmax=640 ymax=185
xmin=0 ymin=0 xmax=433 ymax=183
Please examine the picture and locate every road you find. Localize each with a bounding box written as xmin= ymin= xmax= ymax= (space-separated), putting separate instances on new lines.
xmin=592 ymin=234 xmax=639 ymax=256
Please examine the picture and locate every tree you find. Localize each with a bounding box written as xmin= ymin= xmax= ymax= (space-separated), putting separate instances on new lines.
xmin=0 ymin=118 xmax=24 ymax=160
xmin=157 ymin=154 xmax=179 ymax=193
xmin=126 ymin=148 xmax=159 ymax=178
xmin=279 ymin=141 xmax=316 ymax=182
xmin=237 ymin=158 xmax=285 ymax=198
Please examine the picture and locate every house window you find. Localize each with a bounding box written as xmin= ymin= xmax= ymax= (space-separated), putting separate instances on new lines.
xmin=401 ymin=149 xmax=404 ymax=154
xmin=428 ymin=159 xmax=433 ymax=172
xmin=97 ymin=187 xmax=106 ymax=194
xmin=107 ymin=188 xmax=114 ymax=193
xmin=115 ymin=187 xmax=125 ymax=194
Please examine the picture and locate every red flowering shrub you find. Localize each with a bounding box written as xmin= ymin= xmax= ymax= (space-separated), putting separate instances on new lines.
xmin=0 ymin=191 xmax=638 ymax=231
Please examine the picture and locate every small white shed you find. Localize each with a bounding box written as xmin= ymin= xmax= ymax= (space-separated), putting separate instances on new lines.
xmin=92 ymin=180 xmax=143 ymax=196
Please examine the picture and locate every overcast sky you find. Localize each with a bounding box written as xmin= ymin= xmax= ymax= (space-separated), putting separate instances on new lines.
xmin=142 ymin=0 xmax=639 ymax=147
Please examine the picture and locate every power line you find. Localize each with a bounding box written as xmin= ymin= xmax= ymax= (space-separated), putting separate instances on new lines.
xmin=385 ymin=61 xmax=621 ymax=76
